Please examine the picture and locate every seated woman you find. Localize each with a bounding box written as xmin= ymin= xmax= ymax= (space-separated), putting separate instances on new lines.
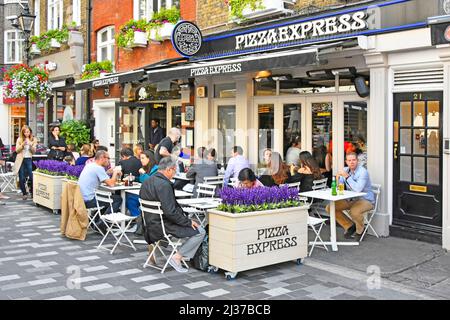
xmin=259 ymin=152 xmax=291 ymax=187
xmin=75 ymin=144 xmax=93 ymax=166
xmin=64 ymin=155 xmax=75 ymax=166
xmin=291 ymin=151 xmax=323 ymax=192
xmin=235 ymin=168 xmax=264 ymax=189
xmin=126 ymin=151 xmax=159 ymax=234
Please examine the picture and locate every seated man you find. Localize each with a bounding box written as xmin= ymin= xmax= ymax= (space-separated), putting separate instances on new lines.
xmin=78 ymin=150 xmax=122 ymax=216
xmin=140 ymin=156 xmax=205 ymax=273
xmin=119 ymin=147 xmax=142 ymax=178
xmin=326 ymin=152 xmax=375 ymax=241
xmin=223 ymin=146 xmax=250 ymax=187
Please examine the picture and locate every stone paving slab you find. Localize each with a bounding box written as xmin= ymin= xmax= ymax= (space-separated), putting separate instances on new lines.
xmin=0 ymin=195 xmax=448 ymax=300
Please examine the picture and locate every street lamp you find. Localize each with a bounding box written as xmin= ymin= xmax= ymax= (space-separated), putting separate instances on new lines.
xmin=15 ymin=5 xmax=36 ymax=125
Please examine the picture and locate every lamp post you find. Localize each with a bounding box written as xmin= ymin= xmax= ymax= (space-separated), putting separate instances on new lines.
xmin=14 ymin=5 xmax=36 ymax=125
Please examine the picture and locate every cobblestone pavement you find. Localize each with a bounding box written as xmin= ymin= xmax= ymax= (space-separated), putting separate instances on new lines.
xmin=0 ymin=196 xmax=446 ymax=300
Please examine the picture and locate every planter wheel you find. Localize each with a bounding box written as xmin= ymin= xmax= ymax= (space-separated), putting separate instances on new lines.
xmin=296 ymin=259 xmax=303 ymax=266
xmin=207 ymin=266 xmax=219 ymax=273
xmin=225 ymin=272 xmax=238 ymax=280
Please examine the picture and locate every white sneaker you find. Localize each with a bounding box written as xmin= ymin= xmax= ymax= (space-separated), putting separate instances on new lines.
xmin=125 ymin=225 xmax=137 ymax=233
xmin=168 ymin=258 xmax=188 ymax=273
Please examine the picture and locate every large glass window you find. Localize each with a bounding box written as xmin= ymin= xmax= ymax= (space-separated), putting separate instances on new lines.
xmin=258 ymin=104 xmax=274 ymax=164
xmin=171 ymin=106 xmax=182 ymax=128
xmin=254 ymin=79 xmax=276 ymax=96
xmin=97 ymin=26 xmax=115 ymax=63
xmin=47 ymin=0 xmax=63 ymax=30
xmin=218 ymin=105 xmax=236 ymax=166
xmin=214 ymin=83 xmax=236 ymax=98
xmin=312 ymin=102 xmax=332 ymax=171
xmin=4 ymin=30 xmax=24 ymax=64
xmin=344 ymin=101 xmax=368 ymax=168
xmin=119 ymin=107 xmax=146 ymax=150
xmin=55 ymin=91 xmax=76 ymax=123
xmin=283 ymin=104 xmax=301 ymax=158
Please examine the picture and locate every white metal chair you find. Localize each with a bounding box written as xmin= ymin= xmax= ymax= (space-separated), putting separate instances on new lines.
xmin=229 ymin=177 xmax=238 ymax=187
xmin=306 ymin=178 xmax=329 ymax=218
xmin=0 ymin=165 xmax=17 ymax=192
xmin=182 ymin=183 xmax=217 ymax=226
xmin=96 ymin=190 xmax=137 ymax=254
xmin=86 ymin=191 xmax=105 ymax=235
xmin=307 ymin=216 xmax=329 ymax=256
xmin=203 ymin=175 xmax=224 ymax=186
xmin=140 ymin=199 xmax=189 ymax=273
xmin=341 ymin=184 xmax=381 ymax=242
xmin=282 ymin=181 xmax=301 ymax=192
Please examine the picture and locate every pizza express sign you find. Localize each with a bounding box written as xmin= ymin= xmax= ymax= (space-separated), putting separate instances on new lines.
xmin=235 ymin=11 xmax=368 ymax=50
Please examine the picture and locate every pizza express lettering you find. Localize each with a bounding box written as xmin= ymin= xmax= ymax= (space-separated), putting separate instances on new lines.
xmin=235 ymin=11 xmax=367 ymax=50
xmin=92 ymin=76 xmax=119 ymax=88
xmin=35 ymin=183 xmax=50 ymax=200
xmin=247 ymin=225 xmax=298 ymax=256
xmin=190 ymin=63 xmax=242 ymax=77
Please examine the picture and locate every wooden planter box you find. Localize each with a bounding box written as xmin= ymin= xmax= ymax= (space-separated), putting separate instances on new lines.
xmin=33 ymin=172 xmax=65 ymax=214
xmin=208 ymin=206 xmax=309 ymax=279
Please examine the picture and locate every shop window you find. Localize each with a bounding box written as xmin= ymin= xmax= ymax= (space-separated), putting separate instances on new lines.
xmin=137 ymin=83 xmax=181 ymax=101
xmin=48 ymin=0 xmax=63 ymax=30
xmin=283 ymin=104 xmax=301 ymax=159
xmin=214 ymin=83 xmax=236 ymax=98
xmin=344 ymin=101 xmax=368 ymax=168
xmin=120 ymin=107 xmax=146 ymax=149
xmin=55 ymin=91 xmax=76 ymax=122
xmin=97 ymin=26 xmax=115 ymax=64
xmin=4 ymin=30 xmax=24 ymax=64
xmin=258 ymin=104 xmax=274 ymax=164
xmin=254 ymin=79 xmax=276 ymax=96
xmin=218 ymin=105 xmax=236 ymax=166
xmin=172 ymin=106 xmax=182 ymax=128
xmin=72 ymin=0 xmax=81 ymax=26
xmin=312 ymin=102 xmax=332 ymax=171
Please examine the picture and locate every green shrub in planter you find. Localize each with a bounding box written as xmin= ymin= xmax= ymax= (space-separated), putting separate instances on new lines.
xmin=60 ymin=120 xmax=91 ymax=150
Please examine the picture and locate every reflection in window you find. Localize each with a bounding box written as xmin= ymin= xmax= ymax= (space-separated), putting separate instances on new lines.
xmin=413 ymin=157 xmax=425 ymax=183
xmin=218 ymin=106 xmax=236 ymax=166
xmin=413 ymin=101 xmax=425 ymax=127
xmin=283 ymin=104 xmax=301 ymax=159
xmin=312 ymin=103 xmax=332 ymax=170
xmin=214 ymin=83 xmax=236 ymax=98
xmin=171 ymin=106 xmax=181 ymax=129
xmin=119 ymin=107 xmax=145 ymax=149
xmin=344 ymin=102 xmax=367 ymax=167
xmin=254 ymin=79 xmax=276 ymax=96
xmin=427 ymin=101 xmax=440 ymax=127
xmin=400 ymin=156 xmax=411 ymax=181
xmin=258 ymin=104 xmax=274 ymax=164
xmin=428 ymin=158 xmax=439 ymax=185
xmin=400 ymin=101 xmax=411 ymax=126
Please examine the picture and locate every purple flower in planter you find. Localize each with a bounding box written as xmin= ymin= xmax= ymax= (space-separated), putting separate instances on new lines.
xmin=34 ymin=160 xmax=69 ymax=176
xmin=65 ymin=165 xmax=84 ymax=178
xmin=218 ymin=185 xmax=299 ymax=208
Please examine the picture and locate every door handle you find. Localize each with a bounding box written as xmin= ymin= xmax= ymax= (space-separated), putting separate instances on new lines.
xmin=394 ymin=143 xmax=398 ymax=160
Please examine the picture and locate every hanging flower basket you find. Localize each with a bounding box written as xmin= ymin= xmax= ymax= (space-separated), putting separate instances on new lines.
xmin=116 ymin=19 xmax=149 ymax=49
xmin=2 ymin=64 xmax=52 ymax=101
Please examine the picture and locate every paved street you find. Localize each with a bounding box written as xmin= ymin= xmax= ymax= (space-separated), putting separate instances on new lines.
xmin=0 ymin=195 xmax=448 ymax=300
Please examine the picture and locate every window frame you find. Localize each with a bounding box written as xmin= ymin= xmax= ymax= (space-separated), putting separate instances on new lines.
xmin=97 ymin=26 xmax=115 ymax=64
xmin=34 ymin=0 xmax=41 ymax=36
xmin=133 ymin=0 xmax=180 ymax=20
xmin=47 ymin=0 xmax=64 ymax=30
xmin=72 ymin=0 xmax=81 ymax=26
xmin=4 ymin=30 xmax=24 ymax=64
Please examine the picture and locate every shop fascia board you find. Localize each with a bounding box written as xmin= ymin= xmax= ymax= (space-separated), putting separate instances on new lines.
xmin=369 ymin=28 xmax=431 ymax=53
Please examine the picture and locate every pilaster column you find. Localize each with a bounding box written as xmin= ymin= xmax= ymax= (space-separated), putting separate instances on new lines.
xmin=364 ymin=52 xmax=390 ymax=236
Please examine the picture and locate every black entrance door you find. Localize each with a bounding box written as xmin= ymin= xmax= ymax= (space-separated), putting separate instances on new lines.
xmin=392 ymin=92 xmax=443 ymax=242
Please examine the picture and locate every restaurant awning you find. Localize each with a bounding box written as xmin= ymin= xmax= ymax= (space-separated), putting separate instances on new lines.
xmin=145 ymin=48 xmax=319 ymax=82
xmin=74 ymin=69 xmax=145 ymax=90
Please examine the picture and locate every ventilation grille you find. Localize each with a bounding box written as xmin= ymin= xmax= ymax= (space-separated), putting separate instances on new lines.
xmin=394 ymin=68 xmax=444 ymax=88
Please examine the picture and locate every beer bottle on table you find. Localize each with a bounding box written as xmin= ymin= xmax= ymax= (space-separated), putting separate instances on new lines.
xmin=331 ymin=176 xmax=337 ymax=196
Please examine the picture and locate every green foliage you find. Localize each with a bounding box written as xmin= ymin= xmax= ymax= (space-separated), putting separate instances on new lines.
xmin=60 ymin=120 xmax=91 ymax=150
xmin=217 ymin=200 xmax=302 ymax=214
xmin=81 ymin=60 xmax=113 ymax=80
xmin=228 ymin=0 xmax=264 ymax=20
xmin=116 ymin=19 xmax=150 ymax=48
xmin=148 ymin=6 xmax=181 ymax=41
xmin=30 ymin=25 xmax=69 ymax=53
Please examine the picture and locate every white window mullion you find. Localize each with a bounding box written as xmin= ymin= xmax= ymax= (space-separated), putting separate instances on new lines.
xmin=34 ymin=0 xmax=40 ymax=36
xmin=73 ymin=0 xmax=81 ymax=26
xmin=59 ymin=0 xmax=63 ymax=29
xmin=47 ymin=0 xmax=52 ymax=30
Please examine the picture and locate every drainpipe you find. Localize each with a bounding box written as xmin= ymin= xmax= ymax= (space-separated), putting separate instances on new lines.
xmin=87 ymin=0 xmax=93 ymax=138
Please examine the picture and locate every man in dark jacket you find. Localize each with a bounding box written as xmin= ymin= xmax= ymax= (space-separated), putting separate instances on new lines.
xmin=149 ymin=120 xmax=165 ymax=151
xmin=118 ymin=148 xmax=142 ymax=178
xmin=140 ymin=156 xmax=205 ymax=273
xmin=186 ymin=147 xmax=218 ymax=196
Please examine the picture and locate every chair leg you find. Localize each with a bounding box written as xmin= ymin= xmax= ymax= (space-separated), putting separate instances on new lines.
xmin=97 ymin=221 xmax=114 ymax=250
xmin=161 ymin=247 xmax=177 ymax=274
xmin=144 ymin=242 xmax=159 ymax=268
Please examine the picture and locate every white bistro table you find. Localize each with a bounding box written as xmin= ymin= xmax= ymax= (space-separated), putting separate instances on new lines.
xmin=177 ymin=197 xmax=221 ymax=209
xmin=298 ymin=189 xmax=366 ymax=251
xmin=126 ymin=188 xmax=193 ymax=198
xmin=100 ymin=183 xmax=141 ymax=214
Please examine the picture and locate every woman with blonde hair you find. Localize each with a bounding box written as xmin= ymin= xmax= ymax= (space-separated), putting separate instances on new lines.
xmin=75 ymin=144 xmax=93 ymax=165
xmin=14 ymin=125 xmax=38 ymax=200
xmin=259 ymin=152 xmax=290 ymax=187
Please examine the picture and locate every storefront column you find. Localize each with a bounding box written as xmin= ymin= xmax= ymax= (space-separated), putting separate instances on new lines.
xmin=364 ymin=52 xmax=390 ymax=237
xmin=234 ymin=75 xmax=254 ymax=165
xmin=438 ymin=44 xmax=450 ymax=251
xmin=193 ymin=77 xmax=213 ymax=151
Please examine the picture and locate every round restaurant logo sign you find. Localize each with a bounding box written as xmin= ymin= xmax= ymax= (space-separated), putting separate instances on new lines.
xmin=171 ymin=21 xmax=202 ymax=57
xmin=445 ymin=25 xmax=450 ymax=42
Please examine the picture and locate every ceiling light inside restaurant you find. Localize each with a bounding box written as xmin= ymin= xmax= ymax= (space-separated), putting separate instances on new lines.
xmin=255 ymin=70 xmax=272 ymax=79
